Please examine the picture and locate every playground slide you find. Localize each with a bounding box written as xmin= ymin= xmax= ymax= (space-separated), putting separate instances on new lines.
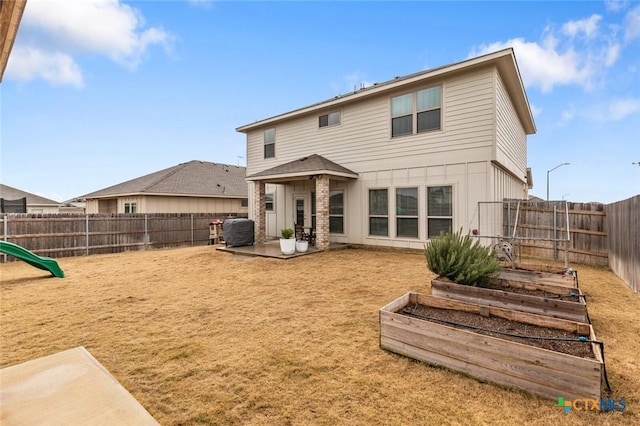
xmin=0 ymin=241 xmax=65 ymax=278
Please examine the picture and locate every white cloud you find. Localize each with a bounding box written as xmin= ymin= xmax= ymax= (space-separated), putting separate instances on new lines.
xmin=605 ymin=0 xmax=629 ymax=13
xmin=608 ymin=98 xmax=640 ymax=120
xmin=6 ymin=47 xmax=84 ymax=88
xmin=470 ymin=12 xmax=630 ymax=93
xmin=471 ymin=38 xmax=590 ymax=92
xmin=6 ymin=0 xmax=172 ymax=87
xmin=562 ymin=15 xmax=602 ymax=38
xmin=530 ymin=104 xmax=543 ymax=117
xmin=623 ymin=5 xmax=640 ymax=41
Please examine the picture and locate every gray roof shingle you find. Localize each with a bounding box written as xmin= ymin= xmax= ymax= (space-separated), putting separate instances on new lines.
xmin=0 ymin=184 xmax=61 ymax=205
xmin=246 ymin=154 xmax=358 ymax=180
xmin=83 ymin=160 xmax=248 ymax=198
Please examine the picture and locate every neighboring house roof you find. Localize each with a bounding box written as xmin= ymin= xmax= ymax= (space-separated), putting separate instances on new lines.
xmin=0 ymin=0 xmax=27 ymax=83
xmin=246 ymin=154 xmax=359 ymax=181
xmin=237 ymin=48 xmax=535 ymax=135
xmin=82 ymin=160 xmax=248 ymax=199
xmin=0 ymin=184 xmax=61 ymax=205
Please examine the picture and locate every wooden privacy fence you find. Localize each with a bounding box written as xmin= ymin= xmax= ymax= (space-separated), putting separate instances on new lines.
xmin=606 ymin=195 xmax=639 ymax=294
xmin=515 ymin=200 xmax=608 ymax=266
xmin=1 ymin=213 xmax=248 ymax=260
xmin=477 ymin=200 xmax=608 ymax=267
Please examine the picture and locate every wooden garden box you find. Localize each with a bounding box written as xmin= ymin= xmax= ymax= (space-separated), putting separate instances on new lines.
xmin=498 ymin=266 xmax=578 ymax=288
xmin=380 ymin=293 xmax=604 ymax=401
xmin=431 ymin=278 xmax=589 ymax=323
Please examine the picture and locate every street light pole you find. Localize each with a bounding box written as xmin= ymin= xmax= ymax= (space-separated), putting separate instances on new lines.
xmin=546 ymin=162 xmax=570 ymax=201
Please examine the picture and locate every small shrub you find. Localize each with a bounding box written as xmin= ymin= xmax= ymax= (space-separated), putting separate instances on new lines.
xmin=425 ymin=228 xmax=500 ymax=287
xmin=281 ymin=228 xmax=294 ymax=239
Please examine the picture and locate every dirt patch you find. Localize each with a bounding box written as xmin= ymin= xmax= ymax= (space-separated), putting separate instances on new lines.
xmin=401 ymin=303 xmax=594 ymax=359
xmin=484 ymin=283 xmax=583 ymax=302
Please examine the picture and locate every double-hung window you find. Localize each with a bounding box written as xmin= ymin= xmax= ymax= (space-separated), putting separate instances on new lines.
xmin=396 ymin=187 xmax=418 ymax=238
xmin=319 ymin=112 xmax=340 ymax=128
xmin=368 ymin=189 xmax=388 ymax=236
xmin=124 ymin=202 xmax=137 ymax=214
xmin=391 ymin=85 xmax=441 ymax=137
xmin=264 ymin=128 xmax=275 ymax=158
xmin=427 ymin=185 xmax=452 ymax=239
xmin=329 ymin=190 xmax=344 ymax=234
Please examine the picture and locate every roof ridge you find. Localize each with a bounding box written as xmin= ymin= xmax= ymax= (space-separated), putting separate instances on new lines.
xmin=139 ymin=161 xmax=193 ymax=192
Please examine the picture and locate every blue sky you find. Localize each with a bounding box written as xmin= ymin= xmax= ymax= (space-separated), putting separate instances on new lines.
xmin=1 ymin=0 xmax=639 ymax=204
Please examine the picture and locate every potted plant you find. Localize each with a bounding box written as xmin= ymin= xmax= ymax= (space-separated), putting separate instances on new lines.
xmin=279 ymin=228 xmax=296 ymax=255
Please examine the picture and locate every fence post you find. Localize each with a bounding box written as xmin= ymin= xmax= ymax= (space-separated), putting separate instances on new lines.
xmin=144 ymin=215 xmax=148 ymax=250
xmin=2 ymin=214 xmax=7 ymax=262
xmin=564 ymin=201 xmax=570 ymax=269
xmin=191 ymin=214 xmax=194 ymax=246
xmin=86 ymin=215 xmax=89 ymax=256
xmin=553 ymin=205 xmax=557 ymax=260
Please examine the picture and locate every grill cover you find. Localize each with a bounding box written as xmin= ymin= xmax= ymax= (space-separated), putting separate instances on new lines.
xmin=222 ymin=219 xmax=254 ymax=247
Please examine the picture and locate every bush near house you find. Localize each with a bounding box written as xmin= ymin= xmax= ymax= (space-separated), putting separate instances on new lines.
xmin=425 ymin=228 xmax=501 ymax=287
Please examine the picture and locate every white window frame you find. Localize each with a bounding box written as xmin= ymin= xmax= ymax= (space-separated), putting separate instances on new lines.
xmin=395 ymin=187 xmax=419 ymax=239
xmin=319 ymin=111 xmax=341 ymax=128
xmin=264 ymin=128 xmax=275 ymax=159
xmin=426 ymin=185 xmax=453 ymax=239
xmin=391 ymin=84 xmax=442 ymax=138
xmin=368 ymin=188 xmax=389 ymax=237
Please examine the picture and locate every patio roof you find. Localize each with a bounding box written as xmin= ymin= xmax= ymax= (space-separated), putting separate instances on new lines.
xmin=245 ymin=154 xmax=359 ymax=182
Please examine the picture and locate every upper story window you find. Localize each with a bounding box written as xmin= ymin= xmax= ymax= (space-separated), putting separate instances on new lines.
xmin=264 ymin=128 xmax=275 ymax=158
xmin=391 ymin=86 xmax=441 ymax=137
xmin=319 ymin=111 xmax=340 ymax=128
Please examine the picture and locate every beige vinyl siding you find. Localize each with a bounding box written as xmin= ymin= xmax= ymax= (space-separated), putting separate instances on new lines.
xmin=495 ymin=70 xmax=527 ymax=181
xmin=246 ymin=68 xmax=497 ymax=176
xmin=87 ymin=196 xmax=247 ymax=214
xmin=492 ymin=164 xmax=527 ymax=201
xmin=145 ymin=196 xmax=247 ymax=214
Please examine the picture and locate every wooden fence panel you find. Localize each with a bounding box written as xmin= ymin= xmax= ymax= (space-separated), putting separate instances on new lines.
xmin=505 ymin=200 xmax=609 ymax=266
xmin=606 ymin=195 xmax=639 ymax=294
xmin=1 ymin=213 xmax=246 ymax=260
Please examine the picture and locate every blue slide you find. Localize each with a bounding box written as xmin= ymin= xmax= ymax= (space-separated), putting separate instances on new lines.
xmin=0 ymin=241 xmax=65 ymax=278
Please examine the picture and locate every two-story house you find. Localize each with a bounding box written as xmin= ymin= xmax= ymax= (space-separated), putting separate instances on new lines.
xmin=236 ymin=48 xmax=535 ymax=250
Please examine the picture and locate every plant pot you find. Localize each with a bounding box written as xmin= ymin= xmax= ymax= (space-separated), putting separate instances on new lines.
xmin=430 ymin=278 xmax=589 ymax=323
xmin=295 ymin=240 xmax=308 ymax=253
xmin=380 ymin=292 xmax=604 ymax=401
xmin=279 ymin=238 xmax=296 ymax=255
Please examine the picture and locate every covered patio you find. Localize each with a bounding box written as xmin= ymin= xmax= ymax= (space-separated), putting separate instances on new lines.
xmin=246 ymin=154 xmax=358 ymax=251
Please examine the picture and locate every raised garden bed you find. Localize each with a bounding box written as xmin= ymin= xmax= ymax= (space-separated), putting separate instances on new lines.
xmin=380 ymin=293 xmax=604 ymax=400
xmin=431 ymin=277 xmax=589 ymax=323
xmin=498 ymin=265 xmax=578 ymax=288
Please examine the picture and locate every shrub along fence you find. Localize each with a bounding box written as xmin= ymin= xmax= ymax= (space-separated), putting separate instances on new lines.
xmin=1 ymin=213 xmax=247 ymax=260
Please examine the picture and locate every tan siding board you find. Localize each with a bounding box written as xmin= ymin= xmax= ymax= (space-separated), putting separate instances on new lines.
xmin=495 ymin=71 xmax=527 ymax=178
xmin=247 ymin=68 xmax=498 ymax=176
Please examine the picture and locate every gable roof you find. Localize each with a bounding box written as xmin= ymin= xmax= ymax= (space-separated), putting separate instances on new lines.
xmin=82 ymin=160 xmax=248 ymax=199
xmin=0 ymin=184 xmax=61 ymax=205
xmin=0 ymin=0 xmax=27 ymax=83
xmin=236 ymin=48 xmax=535 ymax=135
xmin=246 ymin=154 xmax=358 ymax=181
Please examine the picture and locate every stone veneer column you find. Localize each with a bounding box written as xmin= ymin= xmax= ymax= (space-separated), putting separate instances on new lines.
xmin=315 ymin=175 xmax=330 ymax=250
xmin=254 ymin=181 xmax=266 ymax=244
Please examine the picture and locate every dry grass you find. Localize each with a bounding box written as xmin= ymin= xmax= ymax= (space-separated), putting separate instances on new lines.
xmin=1 ymin=246 xmax=638 ymax=425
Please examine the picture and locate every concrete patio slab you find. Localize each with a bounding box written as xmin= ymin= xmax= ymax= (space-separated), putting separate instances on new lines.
xmin=0 ymin=347 xmax=158 ymax=426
